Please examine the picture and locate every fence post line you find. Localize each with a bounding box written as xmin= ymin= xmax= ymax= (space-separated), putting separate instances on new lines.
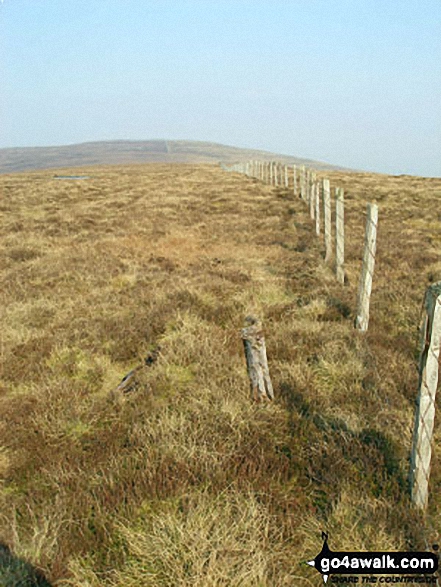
xmin=241 ymin=315 xmax=274 ymax=402
xmin=323 ymin=179 xmax=332 ymax=263
xmin=335 ymin=187 xmax=345 ymax=284
xmin=355 ymin=203 xmax=378 ymax=332
xmin=410 ymin=282 xmax=441 ymax=510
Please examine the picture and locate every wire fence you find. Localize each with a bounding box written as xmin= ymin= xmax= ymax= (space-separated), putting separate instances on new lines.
xmin=221 ymin=159 xmax=441 ymax=538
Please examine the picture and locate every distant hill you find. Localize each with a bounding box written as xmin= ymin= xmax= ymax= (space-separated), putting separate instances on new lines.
xmin=0 ymin=140 xmax=349 ymax=174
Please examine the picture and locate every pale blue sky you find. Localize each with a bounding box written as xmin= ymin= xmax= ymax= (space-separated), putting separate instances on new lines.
xmin=1 ymin=0 xmax=440 ymax=176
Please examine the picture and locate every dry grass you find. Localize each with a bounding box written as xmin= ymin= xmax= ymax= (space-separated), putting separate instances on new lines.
xmin=0 ymin=163 xmax=440 ymax=586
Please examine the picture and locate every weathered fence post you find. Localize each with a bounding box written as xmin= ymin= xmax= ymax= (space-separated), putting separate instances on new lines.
xmin=335 ymin=187 xmax=345 ymax=284
xmin=301 ymin=166 xmax=306 ymax=201
xmin=309 ymin=182 xmax=315 ymax=220
xmin=323 ymin=179 xmax=332 ymax=263
xmin=284 ymin=165 xmax=289 ymax=188
xmin=241 ymin=316 xmax=274 ymax=402
xmin=274 ymin=163 xmax=279 ymax=187
xmin=293 ymin=165 xmax=298 ymax=197
xmin=410 ymin=282 xmax=441 ymax=510
xmin=355 ymin=203 xmax=378 ymax=332
xmin=305 ymin=168 xmax=310 ymax=203
xmin=315 ymin=181 xmax=321 ymax=235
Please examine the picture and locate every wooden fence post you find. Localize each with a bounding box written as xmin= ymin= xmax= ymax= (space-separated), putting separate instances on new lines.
xmin=274 ymin=162 xmax=279 ymax=187
xmin=335 ymin=187 xmax=345 ymax=284
xmin=301 ymin=166 xmax=306 ymax=201
xmin=315 ymin=181 xmax=321 ymax=235
xmin=293 ymin=165 xmax=298 ymax=197
xmin=355 ymin=203 xmax=378 ymax=332
xmin=410 ymin=282 xmax=441 ymax=509
xmin=241 ymin=316 xmax=274 ymax=402
xmin=323 ymin=179 xmax=332 ymax=263
xmin=284 ymin=165 xmax=289 ymax=188
xmin=309 ymin=182 xmax=315 ymax=220
xmin=306 ymin=169 xmax=311 ymax=203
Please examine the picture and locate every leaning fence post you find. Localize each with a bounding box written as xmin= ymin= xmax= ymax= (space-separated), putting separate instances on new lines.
xmin=335 ymin=188 xmax=345 ymax=284
xmin=410 ymin=282 xmax=441 ymax=510
xmin=323 ymin=179 xmax=332 ymax=263
xmin=355 ymin=203 xmax=378 ymax=332
xmin=241 ymin=316 xmax=274 ymax=402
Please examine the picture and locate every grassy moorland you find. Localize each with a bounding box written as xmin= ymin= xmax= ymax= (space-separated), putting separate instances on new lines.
xmin=0 ymin=163 xmax=440 ymax=586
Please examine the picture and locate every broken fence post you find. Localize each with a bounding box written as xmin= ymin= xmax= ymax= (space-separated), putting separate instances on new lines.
xmin=335 ymin=187 xmax=345 ymax=284
xmin=241 ymin=316 xmax=274 ymax=402
xmin=355 ymin=203 xmax=378 ymax=332
xmin=323 ymin=179 xmax=332 ymax=263
xmin=410 ymin=282 xmax=441 ymax=510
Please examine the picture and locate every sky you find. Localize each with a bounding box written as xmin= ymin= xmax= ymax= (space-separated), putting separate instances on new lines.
xmin=0 ymin=0 xmax=440 ymax=176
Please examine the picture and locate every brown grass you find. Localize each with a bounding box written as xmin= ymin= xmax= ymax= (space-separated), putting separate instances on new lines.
xmin=0 ymin=163 xmax=440 ymax=586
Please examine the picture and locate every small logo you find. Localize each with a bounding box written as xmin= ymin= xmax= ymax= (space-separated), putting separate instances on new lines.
xmin=306 ymin=532 xmax=333 ymax=584
xmin=306 ymin=532 xmax=438 ymax=584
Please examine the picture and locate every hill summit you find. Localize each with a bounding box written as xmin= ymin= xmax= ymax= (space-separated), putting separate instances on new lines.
xmin=0 ymin=139 xmax=348 ymax=174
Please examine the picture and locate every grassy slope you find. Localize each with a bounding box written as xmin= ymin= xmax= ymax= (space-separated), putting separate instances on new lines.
xmin=0 ymin=164 xmax=440 ymax=586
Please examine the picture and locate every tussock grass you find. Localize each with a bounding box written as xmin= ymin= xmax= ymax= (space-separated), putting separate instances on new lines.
xmin=0 ymin=163 xmax=440 ymax=585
